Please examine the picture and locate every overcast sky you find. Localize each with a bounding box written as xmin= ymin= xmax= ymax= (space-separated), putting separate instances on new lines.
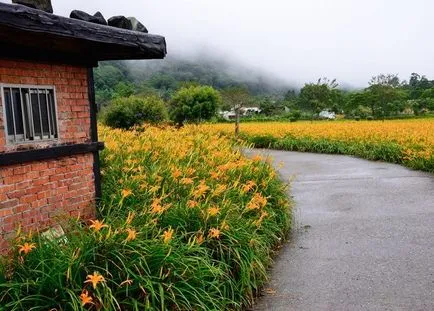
xmin=3 ymin=0 xmax=434 ymax=87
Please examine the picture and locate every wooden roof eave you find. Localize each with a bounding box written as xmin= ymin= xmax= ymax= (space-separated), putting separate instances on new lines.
xmin=0 ymin=3 xmax=167 ymax=66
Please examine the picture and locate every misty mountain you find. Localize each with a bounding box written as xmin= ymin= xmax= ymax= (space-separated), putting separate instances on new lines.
xmin=97 ymin=53 xmax=295 ymax=97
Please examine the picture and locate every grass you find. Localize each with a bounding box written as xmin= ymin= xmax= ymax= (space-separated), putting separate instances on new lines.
xmin=0 ymin=124 xmax=292 ymax=310
xmin=205 ymin=120 xmax=434 ymax=173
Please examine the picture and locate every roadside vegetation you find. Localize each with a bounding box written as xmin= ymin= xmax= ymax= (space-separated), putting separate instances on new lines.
xmin=206 ymin=120 xmax=434 ymax=173
xmin=0 ymin=125 xmax=291 ymax=310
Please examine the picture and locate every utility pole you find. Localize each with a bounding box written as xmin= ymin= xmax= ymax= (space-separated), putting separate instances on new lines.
xmin=234 ymin=104 xmax=241 ymax=138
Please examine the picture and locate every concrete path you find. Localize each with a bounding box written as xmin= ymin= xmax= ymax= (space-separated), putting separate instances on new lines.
xmin=250 ymin=150 xmax=434 ymax=311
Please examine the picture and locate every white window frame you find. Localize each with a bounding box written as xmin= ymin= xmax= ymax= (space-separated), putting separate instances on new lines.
xmin=1 ymin=84 xmax=60 ymax=145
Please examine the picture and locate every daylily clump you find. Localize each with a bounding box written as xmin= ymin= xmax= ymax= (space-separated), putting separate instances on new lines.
xmin=0 ymin=124 xmax=291 ymax=310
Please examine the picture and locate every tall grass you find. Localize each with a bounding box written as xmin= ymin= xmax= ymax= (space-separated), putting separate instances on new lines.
xmin=0 ymin=125 xmax=291 ymax=310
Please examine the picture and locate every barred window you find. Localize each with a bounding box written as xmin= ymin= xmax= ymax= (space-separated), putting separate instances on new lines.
xmin=1 ymin=85 xmax=58 ymax=144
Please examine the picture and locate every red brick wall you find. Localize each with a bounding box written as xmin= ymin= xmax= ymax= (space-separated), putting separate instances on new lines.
xmin=0 ymin=59 xmax=96 ymax=251
xmin=0 ymin=154 xmax=96 ymax=250
xmin=0 ymin=59 xmax=91 ymax=153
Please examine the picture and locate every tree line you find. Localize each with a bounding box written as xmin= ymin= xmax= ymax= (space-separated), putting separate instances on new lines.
xmin=298 ymin=73 xmax=434 ymax=118
xmin=269 ymin=73 xmax=434 ymax=119
xmin=95 ymin=60 xmax=434 ymax=128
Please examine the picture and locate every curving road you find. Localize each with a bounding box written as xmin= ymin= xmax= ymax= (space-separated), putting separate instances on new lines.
xmin=250 ymin=150 xmax=434 ymax=311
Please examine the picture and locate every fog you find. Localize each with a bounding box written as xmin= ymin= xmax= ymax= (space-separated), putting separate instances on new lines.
xmin=3 ymin=0 xmax=434 ymax=87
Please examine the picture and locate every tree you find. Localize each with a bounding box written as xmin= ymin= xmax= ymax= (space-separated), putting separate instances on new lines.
xmin=94 ymin=64 xmax=132 ymax=107
xmin=94 ymin=65 xmax=127 ymax=90
xmin=344 ymin=91 xmax=372 ymax=117
xmin=284 ymin=89 xmax=297 ymax=101
xmin=258 ymin=97 xmax=284 ymax=116
xmin=369 ymin=73 xmax=402 ymax=88
xmin=411 ymin=88 xmax=434 ymax=114
xmin=365 ymin=74 xmax=407 ymax=118
xmin=170 ymin=85 xmax=221 ymax=125
xmin=102 ymin=96 xmax=168 ymax=129
xmin=145 ymin=73 xmax=179 ymax=100
xmin=221 ymin=86 xmax=250 ymax=137
xmin=297 ymin=78 xmax=340 ymax=115
xmin=406 ymin=73 xmax=434 ymax=100
xmin=113 ymin=82 xmax=135 ymax=98
xmin=95 ymin=89 xmax=114 ymax=109
xmin=330 ymin=88 xmax=345 ymax=113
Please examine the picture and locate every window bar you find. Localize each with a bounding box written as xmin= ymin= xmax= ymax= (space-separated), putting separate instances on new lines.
xmin=26 ymin=89 xmax=35 ymax=140
xmin=50 ymin=92 xmax=57 ymax=138
xmin=9 ymin=88 xmax=17 ymax=142
xmin=19 ymin=89 xmax=27 ymax=142
xmin=36 ymin=89 xmax=44 ymax=140
xmin=45 ymin=89 xmax=52 ymax=139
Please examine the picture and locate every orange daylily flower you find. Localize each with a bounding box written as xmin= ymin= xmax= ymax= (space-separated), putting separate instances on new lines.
xmin=187 ymin=200 xmax=198 ymax=208
xmin=84 ymin=272 xmax=106 ymax=289
xmin=172 ymin=168 xmax=182 ymax=179
xmin=246 ymin=193 xmax=268 ymax=210
xmin=242 ymin=181 xmax=257 ymax=193
xmin=210 ymin=171 xmax=220 ymax=180
xmin=180 ymin=177 xmax=194 ymax=185
xmin=193 ymin=182 xmax=210 ymax=198
xmin=162 ymin=228 xmax=174 ymax=244
xmin=208 ymin=207 xmax=220 ymax=217
xmin=150 ymin=198 xmax=165 ymax=214
xmin=196 ymin=233 xmax=204 ymax=244
xmin=80 ymin=290 xmax=93 ymax=306
xmin=125 ymin=228 xmax=137 ymax=242
xmin=18 ymin=242 xmax=36 ymax=255
xmin=121 ymin=189 xmax=133 ymax=198
xmin=89 ymin=220 xmax=108 ymax=232
xmin=208 ymin=228 xmax=221 ymax=239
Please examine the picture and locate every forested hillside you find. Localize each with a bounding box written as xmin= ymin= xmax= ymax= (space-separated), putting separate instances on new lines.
xmin=94 ymin=55 xmax=291 ymax=105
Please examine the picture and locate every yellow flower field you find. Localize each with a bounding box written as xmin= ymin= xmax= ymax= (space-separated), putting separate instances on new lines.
xmin=1 ymin=124 xmax=291 ymax=310
xmin=204 ymin=119 xmax=434 ymax=172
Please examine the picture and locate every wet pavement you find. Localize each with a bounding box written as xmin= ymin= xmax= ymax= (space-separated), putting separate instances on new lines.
xmin=250 ymin=150 xmax=434 ymax=311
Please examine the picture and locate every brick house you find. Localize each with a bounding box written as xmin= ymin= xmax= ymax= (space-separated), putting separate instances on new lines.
xmin=0 ymin=3 xmax=166 ymax=251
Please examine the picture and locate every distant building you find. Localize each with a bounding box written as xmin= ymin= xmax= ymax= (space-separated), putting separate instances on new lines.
xmin=319 ymin=110 xmax=336 ymax=120
xmin=242 ymin=107 xmax=261 ymax=115
xmin=220 ymin=107 xmax=261 ymax=120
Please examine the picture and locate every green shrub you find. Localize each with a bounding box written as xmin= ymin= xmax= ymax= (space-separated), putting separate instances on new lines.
xmin=290 ymin=110 xmax=302 ymax=120
xmin=170 ymin=86 xmax=221 ymax=125
xmin=102 ymin=96 xmax=168 ymax=129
